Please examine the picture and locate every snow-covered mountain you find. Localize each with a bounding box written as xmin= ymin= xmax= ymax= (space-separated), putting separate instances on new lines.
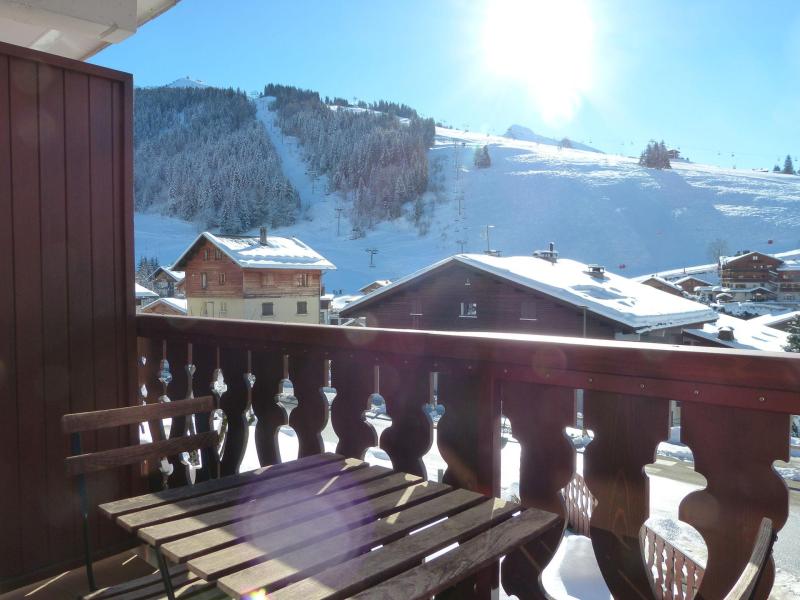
xmin=166 ymin=77 xmax=209 ymax=89
xmin=504 ymin=124 xmax=601 ymax=153
xmin=135 ymin=96 xmax=800 ymax=294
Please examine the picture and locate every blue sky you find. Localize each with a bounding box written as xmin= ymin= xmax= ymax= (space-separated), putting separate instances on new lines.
xmin=93 ymin=0 xmax=800 ymax=170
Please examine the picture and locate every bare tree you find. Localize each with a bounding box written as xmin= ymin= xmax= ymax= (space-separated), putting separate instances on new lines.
xmin=707 ymin=238 xmax=729 ymax=262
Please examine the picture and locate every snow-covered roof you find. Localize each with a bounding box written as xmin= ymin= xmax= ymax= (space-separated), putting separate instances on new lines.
xmin=684 ymin=314 xmax=788 ymax=352
xmin=748 ymin=311 xmax=800 ymax=328
xmin=720 ymin=251 xmax=781 ymax=267
xmin=331 ymin=294 xmax=363 ymax=311
xmin=640 ymin=276 xmax=683 ymax=292
xmin=344 ymin=254 xmax=717 ymax=332
xmin=154 ymin=266 xmax=185 ymax=282
xmin=135 ymin=283 xmax=158 ymax=299
xmin=675 ymin=275 xmax=712 ymax=286
xmin=359 ymin=279 xmax=392 ymax=293
xmin=172 ymin=232 xmax=336 ymax=271
xmin=140 ymin=297 xmax=188 ymax=314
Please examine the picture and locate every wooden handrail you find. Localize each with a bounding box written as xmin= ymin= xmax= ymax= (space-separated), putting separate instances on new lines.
xmin=137 ymin=314 xmax=800 ymax=412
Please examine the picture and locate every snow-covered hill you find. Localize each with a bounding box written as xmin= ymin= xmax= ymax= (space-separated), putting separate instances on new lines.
xmin=166 ymin=77 xmax=209 ymax=88
xmin=504 ymin=124 xmax=601 ymax=153
xmin=135 ymin=97 xmax=800 ymax=294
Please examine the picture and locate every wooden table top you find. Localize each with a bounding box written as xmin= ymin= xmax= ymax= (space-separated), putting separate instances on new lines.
xmin=99 ymin=453 xmax=558 ymax=599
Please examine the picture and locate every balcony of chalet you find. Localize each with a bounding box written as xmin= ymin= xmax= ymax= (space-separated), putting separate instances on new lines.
xmin=1 ymin=20 xmax=799 ymax=600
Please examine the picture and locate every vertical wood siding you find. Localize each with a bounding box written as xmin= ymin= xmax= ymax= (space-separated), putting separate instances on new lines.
xmin=0 ymin=41 xmax=135 ymax=589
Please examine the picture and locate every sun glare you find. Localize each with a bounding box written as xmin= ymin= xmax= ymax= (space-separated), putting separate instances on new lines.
xmin=481 ymin=0 xmax=595 ymax=124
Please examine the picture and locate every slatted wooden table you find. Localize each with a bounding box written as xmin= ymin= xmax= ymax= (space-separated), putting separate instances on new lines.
xmin=99 ymin=453 xmax=558 ymax=599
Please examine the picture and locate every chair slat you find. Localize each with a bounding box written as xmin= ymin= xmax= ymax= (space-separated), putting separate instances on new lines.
xmin=66 ymin=431 xmax=218 ymax=476
xmin=62 ymin=396 xmax=216 ymax=434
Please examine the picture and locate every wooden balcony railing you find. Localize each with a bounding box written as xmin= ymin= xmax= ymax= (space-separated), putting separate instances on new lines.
xmin=136 ymin=313 xmax=799 ymax=599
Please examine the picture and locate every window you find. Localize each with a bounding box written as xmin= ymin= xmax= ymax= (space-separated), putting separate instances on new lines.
xmin=460 ymin=302 xmax=477 ymax=318
xmin=297 ymin=301 xmax=308 ymax=314
xmin=218 ymin=272 xmax=226 ymax=285
xmin=203 ymin=249 xmax=210 ymax=261
xmin=297 ymin=273 xmax=310 ymax=287
xmin=202 ymin=302 xmax=214 ymax=317
xmin=200 ymin=272 xmax=208 ymax=289
xmin=262 ymin=302 xmax=274 ymax=316
xmin=520 ymin=301 xmax=537 ymax=321
xmin=464 ymin=277 xmax=471 ymax=286
xmin=261 ymin=272 xmax=274 ymax=287
xmin=214 ymin=249 xmax=222 ymax=260
xmin=219 ymin=302 xmax=227 ymax=317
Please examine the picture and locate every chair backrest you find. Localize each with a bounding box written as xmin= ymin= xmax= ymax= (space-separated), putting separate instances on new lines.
xmin=62 ymin=396 xmax=220 ymax=592
xmin=62 ymin=396 xmax=218 ymax=477
xmin=722 ymin=517 xmax=775 ymax=600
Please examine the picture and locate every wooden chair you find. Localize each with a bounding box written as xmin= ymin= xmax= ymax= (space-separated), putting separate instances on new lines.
xmin=722 ymin=518 xmax=776 ymax=600
xmin=62 ymin=396 xmax=224 ymax=600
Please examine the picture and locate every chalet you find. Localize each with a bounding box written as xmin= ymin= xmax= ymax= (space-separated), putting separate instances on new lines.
xmin=776 ymin=260 xmax=800 ymax=302
xmin=340 ymin=252 xmax=717 ymax=343
xmin=640 ymin=276 xmax=685 ymax=297
xmin=719 ymin=251 xmax=781 ymax=301
xmin=139 ymin=297 xmax=188 ymax=316
xmin=171 ymin=228 xmax=335 ymax=323
xmin=683 ymin=314 xmax=788 ymax=352
xmin=150 ymin=266 xmax=185 ymax=298
xmin=674 ymin=275 xmax=712 ymax=295
xmin=747 ymin=310 xmax=800 ymax=332
xmin=134 ymin=283 xmax=158 ymax=308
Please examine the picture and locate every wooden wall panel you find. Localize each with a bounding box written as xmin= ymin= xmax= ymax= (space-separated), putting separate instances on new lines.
xmin=0 ymin=41 xmax=135 ymax=589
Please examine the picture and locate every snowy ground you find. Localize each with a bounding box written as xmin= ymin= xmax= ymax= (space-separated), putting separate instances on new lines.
xmin=135 ymin=97 xmax=800 ymax=295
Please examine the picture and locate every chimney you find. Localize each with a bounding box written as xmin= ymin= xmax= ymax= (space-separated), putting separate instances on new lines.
xmin=717 ymin=326 xmax=735 ymax=342
xmin=259 ymin=226 xmax=268 ymax=246
xmin=533 ymin=241 xmax=558 ymax=263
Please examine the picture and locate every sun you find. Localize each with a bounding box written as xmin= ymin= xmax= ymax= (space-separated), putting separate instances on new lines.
xmin=481 ymin=0 xmax=595 ymax=124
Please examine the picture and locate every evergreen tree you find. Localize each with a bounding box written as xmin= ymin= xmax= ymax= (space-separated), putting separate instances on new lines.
xmin=782 ymin=154 xmax=795 ymax=175
xmin=638 ymin=140 xmax=671 ymax=169
xmin=774 ymin=164 xmax=781 ymax=173
xmin=473 ymin=145 xmax=491 ymax=168
xmin=784 ymin=315 xmax=800 ymax=352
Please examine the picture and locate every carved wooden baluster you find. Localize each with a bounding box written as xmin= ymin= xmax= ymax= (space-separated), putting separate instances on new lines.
xmin=378 ymin=359 xmax=433 ymax=478
xmin=330 ymin=354 xmax=378 ymax=459
xmin=680 ymin=403 xmax=789 ymax=600
xmin=288 ymin=352 xmax=329 ymax=457
xmin=500 ymin=382 xmax=575 ymax=600
xmin=191 ymin=343 xmax=217 ymax=482
xmin=583 ymin=390 xmax=669 ymax=599
xmin=215 ymin=346 xmax=248 ymax=476
xmin=164 ymin=339 xmax=191 ymax=487
xmin=138 ymin=337 xmax=165 ymax=490
xmin=154 ymin=340 xmax=178 ymax=488
xmin=436 ymin=367 xmax=502 ymax=599
xmin=251 ymin=348 xmax=288 ymax=466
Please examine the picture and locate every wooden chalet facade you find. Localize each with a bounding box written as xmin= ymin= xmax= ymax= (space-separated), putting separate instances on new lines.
xmin=172 ymin=229 xmax=335 ymax=323
xmin=341 ymin=253 xmax=717 ymax=344
xmin=674 ymin=275 xmax=712 ymax=295
xmin=720 ymin=251 xmax=781 ymax=301
xmin=150 ymin=266 xmax=185 ymax=298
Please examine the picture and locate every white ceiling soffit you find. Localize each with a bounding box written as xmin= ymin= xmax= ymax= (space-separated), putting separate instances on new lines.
xmin=0 ymin=0 xmax=179 ymax=60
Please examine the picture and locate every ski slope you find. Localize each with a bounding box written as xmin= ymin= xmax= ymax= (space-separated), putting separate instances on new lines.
xmin=135 ymin=97 xmax=800 ymax=294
